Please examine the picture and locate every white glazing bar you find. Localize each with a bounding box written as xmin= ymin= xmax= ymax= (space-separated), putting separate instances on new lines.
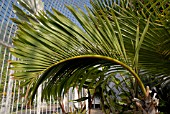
xmin=0 ymin=46 xmax=7 ymax=85
xmin=80 ymin=90 xmax=82 ymax=109
xmin=69 ymin=88 xmax=73 ymax=112
xmin=50 ymin=95 xmax=52 ymax=113
xmin=33 ymin=95 xmax=36 ymax=114
xmin=52 ymin=97 xmax=55 ymax=113
xmin=21 ymin=85 xmax=25 ymax=114
xmin=0 ymin=49 xmax=10 ymax=113
xmin=71 ymin=91 xmax=73 ymax=112
xmin=71 ymin=88 xmax=74 ymax=112
xmin=25 ymin=101 xmax=28 ymax=114
xmin=37 ymin=84 xmax=42 ymax=114
xmin=16 ymin=81 xmax=21 ymax=114
xmin=81 ymin=88 xmax=84 ymax=109
xmin=11 ymin=80 xmax=17 ymax=112
xmin=41 ymin=100 xmax=43 ymax=113
xmin=4 ymin=54 xmax=14 ymax=114
xmin=72 ymin=88 xmax=75 ymax=112
xmin=66 ymin=93 xmax=68 ymax=112
xmin=46 ymin=100 xmax=47 ymax=114
xmin=94 ymin=99 xmax=95 ymax=109
xmin=67 ymin=93 xmax=69 ymax=112
xmin=74 ymin=87 xmax=79 ymax=109
xmin=85 ymin=89 xmax=88 ymax=114
xmin=5 ymin=74 xmax=14 ymax=114
xmin=56 ymin=94 xmax=60 ymax=114
xmin=30 ymin=106 xmax=32 ymax=114
xmin=56 ymin=97 xmax=58 ymax=113
xmin=68 ymin=88 xmax=71 ymax=112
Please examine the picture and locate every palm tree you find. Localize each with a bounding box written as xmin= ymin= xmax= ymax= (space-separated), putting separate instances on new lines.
xmin=10 ymin=0 xmax=170 ymax=113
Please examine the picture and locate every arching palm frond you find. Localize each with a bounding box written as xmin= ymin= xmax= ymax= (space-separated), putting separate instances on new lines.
xmin=10 ymin=0 xmax=170 ymax=113
xmin=10 ymin=1 xmax=147 ymax=101
xmin=11 ymin=7 xmax=146 ymax=100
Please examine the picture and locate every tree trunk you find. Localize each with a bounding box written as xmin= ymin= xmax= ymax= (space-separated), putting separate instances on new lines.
xmin=133 ymin=86 xmax=159 ymax=114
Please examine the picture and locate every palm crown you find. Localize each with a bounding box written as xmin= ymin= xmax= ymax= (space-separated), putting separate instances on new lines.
xmin=10 ymin=0 xmax=170 ymax=113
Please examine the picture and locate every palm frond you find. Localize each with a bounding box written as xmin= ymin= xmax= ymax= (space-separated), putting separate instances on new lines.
xmin=10 ymin=0 xmax=170 ymax=106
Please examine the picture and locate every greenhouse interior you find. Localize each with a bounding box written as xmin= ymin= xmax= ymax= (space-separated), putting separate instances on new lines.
xmin=0 ymin=0 xmax=170 ymax=114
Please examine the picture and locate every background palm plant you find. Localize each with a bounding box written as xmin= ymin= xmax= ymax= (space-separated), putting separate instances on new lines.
xmin=10 ymin=0 xmax=170 ymax=113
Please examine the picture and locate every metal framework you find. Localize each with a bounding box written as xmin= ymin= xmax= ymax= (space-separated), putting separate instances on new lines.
xmin=0 ymin=0 xmax=91 ymax=113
